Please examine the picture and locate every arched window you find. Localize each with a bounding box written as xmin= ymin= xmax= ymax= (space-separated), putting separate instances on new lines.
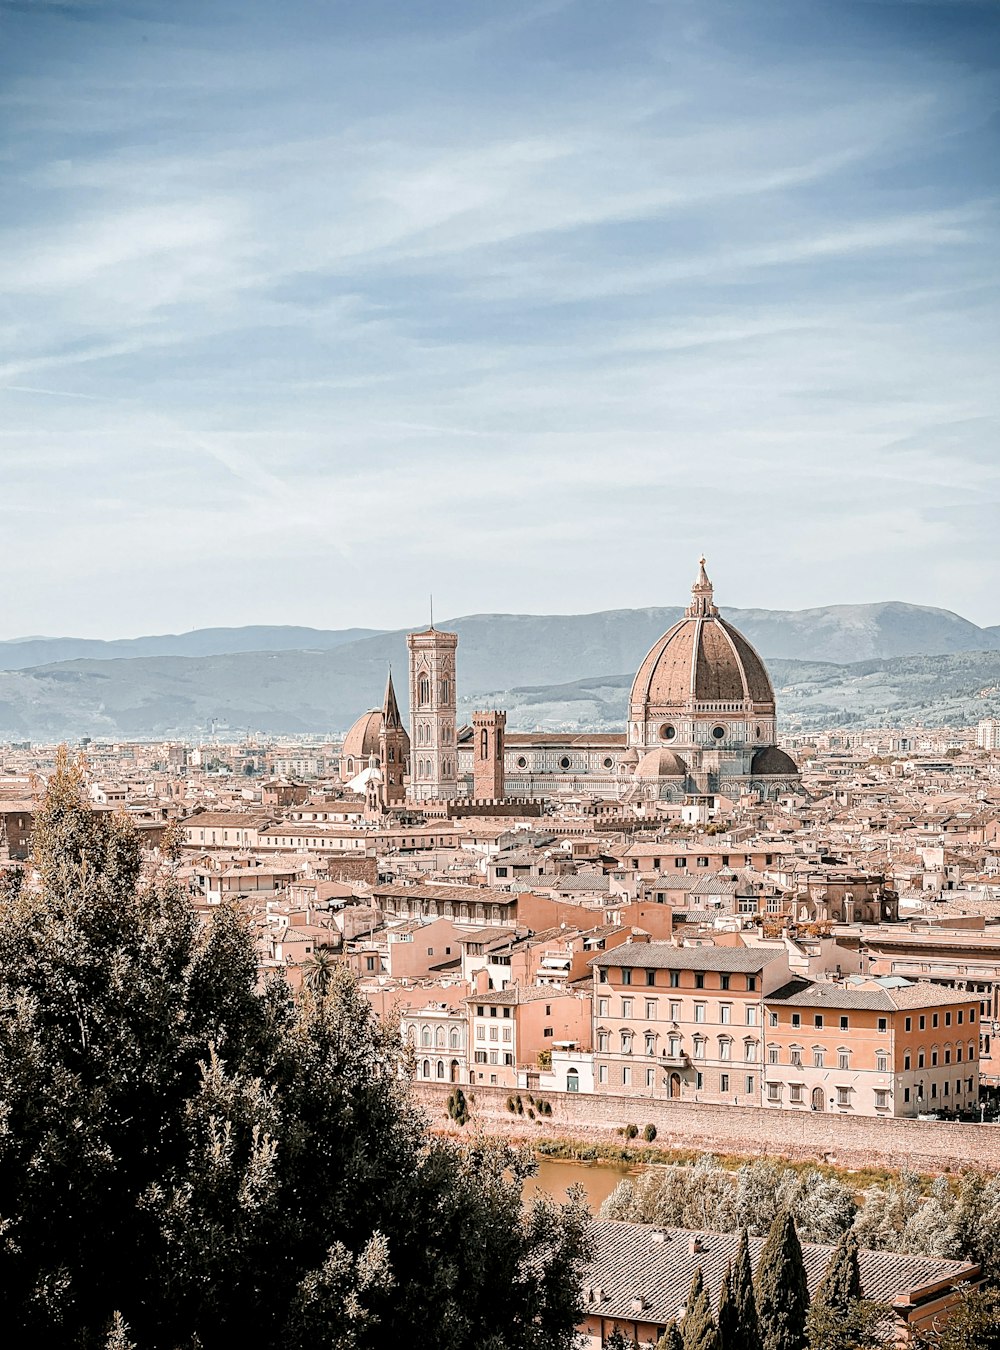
xmin=481 ymin=728 xmax=489 ymax=759
xmin=422 ymin=1059 xmax=431 ymax=1078
xmin=566 ymin=1067 xmax=579 ymax=1093
xmin=435 ymin=1027 xmax=445 ymax=1048
xmin=441 ymin=678 xmax=450 ymax=702
xmin=418 ymin=675 xmax=430 ymax=706
xmin=436 ymin=1060 xmax=445 ymax=1079
xmin=421 ymin=1026 xmax=431 ymax=1048
xmin=449 ymin=1027 xmax=460 ymax=1049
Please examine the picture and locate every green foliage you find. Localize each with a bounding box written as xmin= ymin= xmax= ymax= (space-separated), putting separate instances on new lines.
xmin=914 ymin=1286 xmax=1000 ymax=1350
xmin=0 ymin=761 xmax=592 ymax=1350
xmin=729 ymin=1231 xmax=763 ymax=1350
xmin=756 ymin=1210 xmax=809 ymax=1350
xmin=682 ymin=1268 xmax=720 ymax=1350
xmin=656 ymin=1321 xmax=684 ymax=1350
xmin=805 ymin=1232 xmax=885 ymax=1349
xmin=624 ymin=1123 xmax=639 ymax=1140
xmin=537 ymin=1048 xmax=552 ymax=1070
xmin=446 ymin=1088 xmax=469 ymax=1127
xmin=643 ymin=1123 xmax=657 ymax=1142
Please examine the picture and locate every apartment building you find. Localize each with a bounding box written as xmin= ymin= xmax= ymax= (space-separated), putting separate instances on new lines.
xmin=764 ymin=979 xmax=980 ymax=1118
xmin=466 ymin=985 xmax=592 ymax=1089
xmin=589 ymin=942 xmax=791 ymax=1106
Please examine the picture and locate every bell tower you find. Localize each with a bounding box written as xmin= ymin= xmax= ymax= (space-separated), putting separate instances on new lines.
xmin=406 ymin=622 xmax=458 ymax=802
xmin=472 ymin=709 xmax=506 ymax=801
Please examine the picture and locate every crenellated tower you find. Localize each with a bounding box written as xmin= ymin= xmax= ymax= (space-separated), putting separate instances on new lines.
xmin=472 ymin=709 xmax=506 ymax=801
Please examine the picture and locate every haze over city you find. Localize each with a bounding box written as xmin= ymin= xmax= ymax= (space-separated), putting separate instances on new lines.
xmin=2 ymin=0 xmax=998 ymax=637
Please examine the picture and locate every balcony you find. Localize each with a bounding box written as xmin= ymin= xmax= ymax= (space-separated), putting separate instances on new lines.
xmin=662 ymin=1052 xmax=690 ymax=1069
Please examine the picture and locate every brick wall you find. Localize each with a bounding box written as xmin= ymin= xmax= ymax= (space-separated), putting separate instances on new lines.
xmin=412 ymin=1081 xmax=1000 ymax=1173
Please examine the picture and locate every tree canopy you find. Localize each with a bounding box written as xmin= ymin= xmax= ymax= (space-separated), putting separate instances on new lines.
xmin=0 ymin=753 xmax=590 ymax=1349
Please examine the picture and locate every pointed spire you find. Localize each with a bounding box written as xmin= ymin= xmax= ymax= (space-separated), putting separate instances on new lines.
xmin=686 ymin=554 xmax=719 ymax=618
xmin=382 ymin=667 xmax=402 ymax=730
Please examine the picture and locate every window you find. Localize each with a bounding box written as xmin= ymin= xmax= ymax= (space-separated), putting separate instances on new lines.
xmin=622 ymin=999 xmax=633 ymax=1018
xmin=622 ymin=1066 xmax=632 ymax=1087
xmin=696 ymin=1072 xmax=704 ymax=1089
xmin=904 ymin=1053 xmax=911 ymax=1070
xmin=695 ymin=1004 xmax=706 ymax=1024
xmin=918 ymin=1051 xmax=925 ymax=1069
xmin=598 ymin=1064 xmax=608 ymax=1084
xmin=719 ymin=1038 xmax=732 ymax=1061
xmin=746 ymin=1006 xmax=758 ymax=1027
xmin=693 ymin=1038 xmax=706 ymax=1059
xmin=932 ymin=1049 xmax=938 ymax=1067
xmin=669 ymin=1001 xmax=681 ymax=1021
xmin=971 ymin=1008 xmax=977 ymax=1022
xmin=646 ymin=1000 xmax=657 ymax=1020
xmin=791 ymin=1013 xmax=801 ymax=1029
xmin=768 ymin=1045 xmax=779 ymax=1065
xmin=646 ymin=970 xmax=656 ymax=987
xmin=745 ymin=1076 xmax=755 ymax=1095
xmin=543 ymin=1027 xmax=553 ymax=1039
xmin=814 ymin=1015 xmax=824 ymax=1028
xmin=721 ymin=1074 xmax=730 ymax=1093
xmin=932 ymin=1013 xmax=939 ymax=1029
xmin=958 ymin=1010 xmax=964 ymax=1024
xmin=489 ymin=1026 xmax=498 ymax=1042
xmin=840 ymin=1016 xmax=849 ymax=1031
xmin=566 ymin=1068 xmax=579 ymax=1093
xmin=645 ymin=1033 xmax=656 ymax=1056
xmin=836 ymin=1087 xmax=851 ymax=1108
xmin=767 ymin=1082 xmax=782 ymax=1103
xmin=838 ymin=1049 xmax=850 ymax=1071
xmin=744 ymin=1041 xmax=758 ymax=1063
xmin=790 ymin=1084 xmax=804 ymax=1104
xmin=876 ymin=1052 xmax=888 ymax=1072
xmin=695 ymin=973 xmax=705 ymax=989
xmin=747 ymin=976 xmax=757 ymax=992
xmin=598 ymin=1031 xmax=609 ymax=1052
xmin=768 ymin=1012 xmax=778 ymax=1028
xmin=945 ymin=1012 xmax=952 ymax=1027
xmin=621 ymin=1033 xmax=633 ymax=1055
xmin=599 ymin=998 xmax=609 ymax=1017
xmin=905 ymin=1016 xmax=912 ymax=1032
xmin=877 ymin=1018 xmax=888 ymax=1033
xmin=670 ymin=971 xmax=681 ymax=988
xmin=720 ymin=974 xmax=731 ymax=991
xmin=720 ymin=1004 xmax=732 ymax=1025
xmin=813 ymin=1047 xmax=824 ymax=1068
xmin=790 ymin=1046 xmax=803 ymax=1068
xmin=646 ymin=1067 xmax=655 ymax=1088
xmin=945 ymin=1048 xmax=951 ymax=1065
xmin=621 ymin=969 xmax=632 ymax=986
xmin=919 ymin=1015 xmax=926 ymax=1031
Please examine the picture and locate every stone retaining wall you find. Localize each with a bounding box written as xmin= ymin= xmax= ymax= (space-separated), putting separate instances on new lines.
xmin=413 ymin=1082 xmax=1000 ymax=1173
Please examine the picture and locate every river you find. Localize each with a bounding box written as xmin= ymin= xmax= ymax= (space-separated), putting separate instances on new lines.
xmin=527 ymin=1156 xmax=637 ymax=1211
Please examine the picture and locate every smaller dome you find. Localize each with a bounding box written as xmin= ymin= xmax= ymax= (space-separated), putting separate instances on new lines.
xmin=634 ymin=748 xmax=688 ymax=780
xmin=751 ymin=746 xmax=798 ymax=777
xmin=621 ymin=747 xmax=641 ymax=766
xmin=342 ymin=709 xmax=383 ymax=761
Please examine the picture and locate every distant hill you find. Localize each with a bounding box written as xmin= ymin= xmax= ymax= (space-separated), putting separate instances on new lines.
xmin=460 ymin=652 xmax=1000 ymax=733
xmin=0 ymin=626 xmax=383 ymax=670
xmin=0 ymin=602 xmax=997 ymax=739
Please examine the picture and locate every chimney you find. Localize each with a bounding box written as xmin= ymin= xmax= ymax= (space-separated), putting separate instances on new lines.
xmin=689 ymin=1235 xmax=704 ymax=1255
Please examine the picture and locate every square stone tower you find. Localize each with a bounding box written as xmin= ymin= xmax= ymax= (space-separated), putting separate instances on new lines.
xmin=406 ymin=625 xmax=458 ymax=802
xmin=472 ymin=709 xmax=506 ymax=801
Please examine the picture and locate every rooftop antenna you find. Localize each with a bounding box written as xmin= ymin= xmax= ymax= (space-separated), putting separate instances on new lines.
xmin=429 ymin=594 xmax=434 ymax=630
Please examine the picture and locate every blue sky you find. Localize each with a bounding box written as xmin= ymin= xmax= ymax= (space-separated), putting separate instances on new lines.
xmin=0 ymin=0 xmax=998 ymax=637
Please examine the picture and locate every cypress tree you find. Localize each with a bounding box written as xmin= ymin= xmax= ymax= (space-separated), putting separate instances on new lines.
xmin=815 ymin=1231 xmax=862 ymax=1313
xmin=682 ymin=1268 xmax=720 ymax=1350
xmin=716 ymin=1266 xmax=740 ymax=1348
xmin=732 ymin=1229 xmax=763 ymax=1350
xmin=657 ymin=1323 xmax=683 ymax=1350
xmin=755 ymin=1210 xmax=809 ymax=1350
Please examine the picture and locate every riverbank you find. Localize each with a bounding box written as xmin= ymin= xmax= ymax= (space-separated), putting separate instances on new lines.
xmin=415 ymin=1080 xmax=1000 ymax=1175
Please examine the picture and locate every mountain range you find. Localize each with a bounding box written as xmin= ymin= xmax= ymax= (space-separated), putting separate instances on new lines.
xmin=0 ymin=601 xmax=997 ymax=740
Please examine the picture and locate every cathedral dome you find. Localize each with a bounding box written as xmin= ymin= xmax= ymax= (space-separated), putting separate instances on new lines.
xmin=634 ymin=748 xmax=687 ymax=779
xmin=751 ymin=746 xmax=798 ymax=777
xmin=341 ymin=709 xmax=383 ymax=762
xmin=629 ymin=558 xmax=775 ymax=718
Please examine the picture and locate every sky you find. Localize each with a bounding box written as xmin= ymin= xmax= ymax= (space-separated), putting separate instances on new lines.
xmin=0 ymin=0 xmax=998 ymax=638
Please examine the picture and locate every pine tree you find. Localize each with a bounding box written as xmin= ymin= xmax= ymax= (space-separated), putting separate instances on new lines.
xmin=682 ymin=1268 xmax=720 ymax=1350
xmin=755 ymin=1210 xmax=809 ymax=1350
xmin=732 ymin=1228 xmax=764 ymax=1350
xmin=805 ymin=1231 xmax=885 ymax=1350
xmin=717 ymin=1266 xmax=741 ymax=1349
xmin=817 ymin=1231 xmax=863 ymax=1313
